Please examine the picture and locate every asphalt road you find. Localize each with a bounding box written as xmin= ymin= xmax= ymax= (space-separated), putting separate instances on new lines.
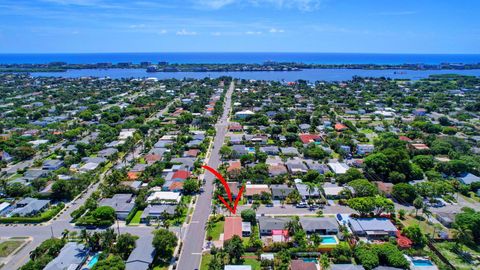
xmin=176 ymin=82 xmax=234 ymax=270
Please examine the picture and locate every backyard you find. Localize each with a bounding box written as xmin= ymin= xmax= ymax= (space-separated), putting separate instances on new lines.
xmin=434 ymin=241 xmax=480 ymax=270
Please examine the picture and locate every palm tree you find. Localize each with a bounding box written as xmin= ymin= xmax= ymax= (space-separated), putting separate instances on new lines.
xmin=284 ymin=218 xmax=300 ymax=236
xmin=212 ymin=204 xmax=218 ymax=218
xmin=305 ymin=182 xmax=316 ymax=200
xmin=452 ymin=227 xmax=474 ymax=251
xmin=422 ymin=204 xmax=432 ymax=221
xmin=317 ymin=183 xmax=326 ymax=204
xmin=206 ymin=219 xmax=215 ymax=239
xmin=80 ymin=229 xmax=89 ymax=245
xmin=61 ymin=229 xmax=70 ymax=240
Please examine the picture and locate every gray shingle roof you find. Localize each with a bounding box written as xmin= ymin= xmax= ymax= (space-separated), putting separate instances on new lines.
xmin=299 ymin=217 xmax=339 ymax=232
xmin=126 ymin=236 xmax=155 ymax=270
xmin=44 ymin=242 xmax=88 ymax=270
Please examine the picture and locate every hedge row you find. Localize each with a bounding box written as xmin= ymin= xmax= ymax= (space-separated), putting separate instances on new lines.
xmin=0 ymin=203 xmax=65 ymax=224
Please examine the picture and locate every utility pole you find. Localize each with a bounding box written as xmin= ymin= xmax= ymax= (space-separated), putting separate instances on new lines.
xmin=116 ymin=217 xmax=120 ymax=235
xmin=50 ymin=226 xmax=54 ymax=238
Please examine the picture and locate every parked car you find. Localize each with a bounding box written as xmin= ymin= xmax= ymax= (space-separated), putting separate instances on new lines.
xmin=296 ymin=202 xmax=308 ymax=208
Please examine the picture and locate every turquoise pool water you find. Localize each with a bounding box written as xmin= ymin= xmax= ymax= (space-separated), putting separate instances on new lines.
xmin=87 ymin=254 xmax=100 ymax=268
xmin=412 ymin=259 xmax=434 ymax=266
xmin=302 ymin=258 xmax=318 ymax=263
xmin=321 ymin=236 xmax=338 ymax=244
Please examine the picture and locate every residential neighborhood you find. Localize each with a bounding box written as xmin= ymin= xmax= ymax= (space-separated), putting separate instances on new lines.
xmin=0 ymin=74 xmax=479 ymax=270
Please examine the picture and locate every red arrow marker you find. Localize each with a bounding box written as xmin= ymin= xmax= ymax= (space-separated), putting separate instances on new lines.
xmin=202 ymin=165 xmax=244 ymax=215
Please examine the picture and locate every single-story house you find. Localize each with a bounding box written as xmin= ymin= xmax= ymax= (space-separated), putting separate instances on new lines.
xmin=227 ymin=160 xmax=242 ymax=174
xmin=285 ymin=160 xmax=308 ymax=174
xmin=299 ymin=217 xmax=339 ymax=235
xmin=235 ymin=110 xmax=255 ymax=119
xmin=232 ymin=145 xmax=249 ymax=157
xmin=280 ymin=147 xmax=300 ymax=156
xmin=357 ymin=144 xmax=374 ymax=155
xmin=146 ymin=191 xmax=181 ymax=204
xmin=23 ymin=169 xmax=49 ymax=180
xmin=258 ymin=216 xmax=290 ymax=235
xmin=458 ymin=173 xmax=480 ymax=185
xmin=126 ymin=236 xmax=156 ymax=270
xmin=140 ymin=205 xmax=176 ymax=223
xmin=290 ymin=259 xmax=317 ymax=270
xmin=99 ymin=194 xmax=135 ymax=220
xmin=268 ymin=164 xmax=288 ymax=176
xmin=97 ymin=148 xmax=118 ymax=158
xmin=170 ymin=157 xmax=196 ymax=171
xmin=260 ymin=146 xmax=280 ymax=155
xmin=270 ymin=184 xmax=295 ymax=200
xmin=42 ymin=159 xmax=64 ymax=170
xmin=323 ymin=184 xmax=351 ymax=199
xmin=9 ymin=198 xmax=50 ymax=217
xmin=296 ymin=183 xmax=321 ymax=199
xmin=224 ymin=216 xmax=243 ymax=241
xmin=245 ymin=184 xmax=271 ymax=199
xmin=349 ymin=218 xmax=398 ymax=238
xmin=299 ymin=133 xmax=322 ymax=145
xmin=305 ymin=161 xmax=330 ymax=174
xmin=44 ymin=242 xmax=88 ymax=270
xmin=328 ymin=161 xmax=350 ymax=174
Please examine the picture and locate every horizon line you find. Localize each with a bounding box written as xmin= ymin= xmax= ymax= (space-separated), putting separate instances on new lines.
xmin=1 ymin=51 xmax=480 ymax=55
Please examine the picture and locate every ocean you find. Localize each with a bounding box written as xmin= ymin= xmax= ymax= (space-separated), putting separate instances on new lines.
xmin=1 ymin=52 xmax=480 ymax=65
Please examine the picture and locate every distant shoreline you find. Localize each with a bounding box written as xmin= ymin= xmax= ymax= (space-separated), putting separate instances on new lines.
xmin=2 ymin=62 xmax=480 ymax=73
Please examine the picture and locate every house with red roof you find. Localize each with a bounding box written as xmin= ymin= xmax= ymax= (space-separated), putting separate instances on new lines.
xmin=184 ymin=149 xmax=200 ymax=158
xmin=399 ymin=135 xmax=412 ymax=142
xmin=224 ymin=216 xmax=243 ymax=241
xmin=144 ymin=153 xmax=162 ymax=165
xmin=299 ymin=133 xmax=322 ymax=145
xmin=227 ymin=160 xmax=242 ymax=174
xmin=168 ymin=181 xmax=184 ymax=192
xmin=335 ymin=123 xmax=348 ymax=132
xmin=228 ymin=123 xmax=243 ymax=132
xmin=172 ymin=170 xmax=190 ymax=181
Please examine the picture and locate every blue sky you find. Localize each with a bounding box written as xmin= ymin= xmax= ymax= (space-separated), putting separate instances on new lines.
xmin=0 ymin=0 xmax=479 ymax=53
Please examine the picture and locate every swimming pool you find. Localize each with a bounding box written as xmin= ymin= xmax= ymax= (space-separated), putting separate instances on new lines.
xmin=321 ymin=236 xmax=338 ymax=244
xmin=302 ymin=258 xmax=318 ymax=263
xmin=412 ymin=259 xmax=434 ymax=267
xmin=87 ymin=254 xmax=100 ymax=268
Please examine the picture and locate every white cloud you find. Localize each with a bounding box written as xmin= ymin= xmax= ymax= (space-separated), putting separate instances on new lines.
xmin=157 ymin=29 xmax=168 ymax=34
xmin=245 ymin=31 xmax=262 ymax=35
xmin=269 ymin=28 xmax=284 ymax=33
xmin=176 ymin=29 xmax=197 ymax=35
xmin=211 ymin=32 xmax=222 ymax=36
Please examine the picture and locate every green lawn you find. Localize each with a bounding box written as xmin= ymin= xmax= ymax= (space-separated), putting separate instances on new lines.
xmin=200 ymin=253 xmax=260 ymax=270
xmin=200 ymin=254 xmax=212 ymax=270
xmin=244 ymin=253 xmax=261 ymax=270
xmin=207 ymin=220 xmax=224 ymax=241
xmin=360 ymin=128 xmax=374 ymax=134
xmin=401 ymin=214 xmax=447 ymax=237
xmin=0 ymin=241 xmax=23 ymax=257
xmin=129 ymin=210 xmax=143 ymax=225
